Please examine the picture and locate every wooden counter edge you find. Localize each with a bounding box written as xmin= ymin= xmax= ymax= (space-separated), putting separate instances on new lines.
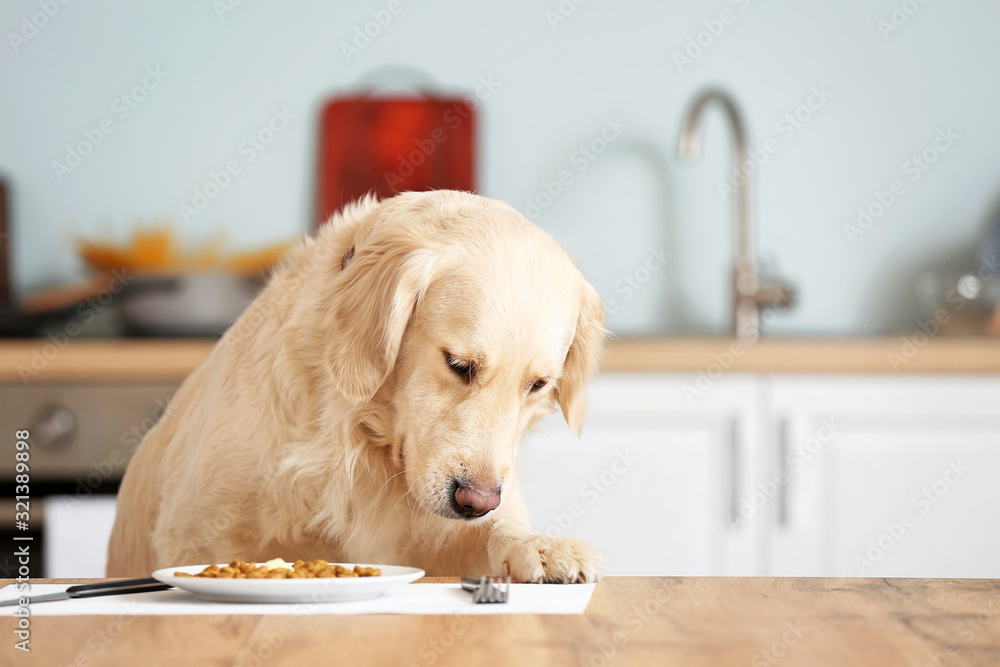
xmin=0 ymin=337 xmax=998 ymax=383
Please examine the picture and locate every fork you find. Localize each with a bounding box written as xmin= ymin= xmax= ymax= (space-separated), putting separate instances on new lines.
xmin=460 ymin=576 xmax=511 ymax=604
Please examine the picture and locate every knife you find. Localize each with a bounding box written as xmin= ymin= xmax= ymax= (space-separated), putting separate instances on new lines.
xmin=0 ymin=578 xmax=173 ymax=607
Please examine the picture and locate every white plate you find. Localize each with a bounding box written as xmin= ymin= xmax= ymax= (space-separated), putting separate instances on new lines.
xmin=152 ymin=563 xmax=425 ymax=603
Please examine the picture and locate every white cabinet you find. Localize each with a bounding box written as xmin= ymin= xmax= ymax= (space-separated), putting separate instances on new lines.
xmin=768 ymin=376 xmax=1000 ymax=578
xmin=518 ymin=373 xmax=1000 ymax=577
xmin=518 ymin=374 xmax=759 ymax=576
xmin=44 ymin=496 xmax=118 ymax=578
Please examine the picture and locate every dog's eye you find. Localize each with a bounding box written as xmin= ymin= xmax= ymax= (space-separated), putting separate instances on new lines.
xmin=444 ymin=351 xmax=475 ymax=384
xmin=530 ymin=379 xmax=547 ymax=393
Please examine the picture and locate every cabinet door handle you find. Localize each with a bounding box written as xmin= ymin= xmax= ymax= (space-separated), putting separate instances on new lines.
xmin=728 ymin=416 xmax=740 ymax=529
xmin=777 ymin=418 xmax=789 ymax=528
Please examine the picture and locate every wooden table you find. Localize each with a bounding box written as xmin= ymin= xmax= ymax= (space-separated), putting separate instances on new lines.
xmin=2 ymin=577 xmax=999 ymax=666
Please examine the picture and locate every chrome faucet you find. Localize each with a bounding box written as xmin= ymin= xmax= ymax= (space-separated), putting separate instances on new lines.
xmin=678 ymin=89 xmax=796 ymax=340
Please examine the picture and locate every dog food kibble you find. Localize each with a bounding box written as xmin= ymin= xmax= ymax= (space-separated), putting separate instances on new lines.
xmin=175 ymin=559 xmax=382 ymax=579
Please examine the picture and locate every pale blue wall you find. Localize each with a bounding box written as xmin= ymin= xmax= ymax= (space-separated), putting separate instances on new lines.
xmin=2 ymin=0 xmax=998 ymax=335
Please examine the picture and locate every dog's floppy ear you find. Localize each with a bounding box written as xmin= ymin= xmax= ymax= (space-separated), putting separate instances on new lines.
xmin=326 ymin=230 xmax=435 ymax=404
xmin=558 ymin=282 xmax=606 ymax=435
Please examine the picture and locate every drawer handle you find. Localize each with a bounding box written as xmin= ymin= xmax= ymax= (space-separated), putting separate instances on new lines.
xmin=777 ymin=418 xmax=789 ymax=528
xmin=728 ymin=416 xmax=740 ymax=529
xmin=31 ymin=403 xmax=77 ymax=450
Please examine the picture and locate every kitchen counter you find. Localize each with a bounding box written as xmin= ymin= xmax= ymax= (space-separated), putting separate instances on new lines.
xmin=3 ymin=576 xmax=998 ymax=665
xmin=0 ymin=337 xmax=998 ymax=383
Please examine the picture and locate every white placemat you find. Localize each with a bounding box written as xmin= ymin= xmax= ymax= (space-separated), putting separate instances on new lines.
xmin=0 ymin=583 xmax=595 ymax=616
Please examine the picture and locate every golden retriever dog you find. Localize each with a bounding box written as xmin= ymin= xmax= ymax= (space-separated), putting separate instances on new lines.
xmin=107 ymin=190 xmax=606 ymax=583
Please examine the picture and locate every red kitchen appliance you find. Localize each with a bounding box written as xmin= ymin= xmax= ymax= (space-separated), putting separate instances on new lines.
xmin=0 ymin=180 xmax=9 ymax=309
xmin=316 ymin=70 xmax=477 ymax=226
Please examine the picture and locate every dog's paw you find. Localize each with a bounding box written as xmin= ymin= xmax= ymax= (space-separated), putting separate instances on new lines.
xmin=498 ymin=535 xmax=601 ymax=583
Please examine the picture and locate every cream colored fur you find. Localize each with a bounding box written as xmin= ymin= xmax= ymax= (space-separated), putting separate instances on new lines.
xmin=107 ymin=190 xmax=606 ymax=582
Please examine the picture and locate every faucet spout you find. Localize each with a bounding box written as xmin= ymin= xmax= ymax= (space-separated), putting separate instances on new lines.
xmin=678 ymin=88 xmax=795 ymax=340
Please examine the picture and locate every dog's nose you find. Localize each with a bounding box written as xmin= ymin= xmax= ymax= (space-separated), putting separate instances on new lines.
xmin=452 ymin=482 xmax=501 ymax=518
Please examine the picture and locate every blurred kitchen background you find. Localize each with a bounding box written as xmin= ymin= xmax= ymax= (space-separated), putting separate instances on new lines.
xmin=1 ymin=1 xmax=999 ymax=578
